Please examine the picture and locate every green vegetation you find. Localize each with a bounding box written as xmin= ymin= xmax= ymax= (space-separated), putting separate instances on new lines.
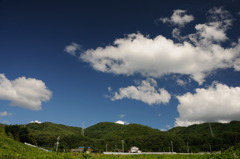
xmin=169 ymin=121 xmax=240 ymax=152
xmin=1 ymin=121 xmax=240 ymax=158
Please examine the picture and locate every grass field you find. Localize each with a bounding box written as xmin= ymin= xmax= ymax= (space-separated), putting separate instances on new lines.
xmin=1 ymin=149 xmax=240 ymax=159
xmin=0 ymin=153 xmax=215 ymax=159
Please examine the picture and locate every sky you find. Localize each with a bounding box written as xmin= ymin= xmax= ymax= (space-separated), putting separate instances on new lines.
xmin=0 ymin=0 xmax=240 ymax=130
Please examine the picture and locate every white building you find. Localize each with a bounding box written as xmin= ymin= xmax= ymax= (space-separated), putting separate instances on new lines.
xmin=130 ymin=146 xmax=141 ymax=153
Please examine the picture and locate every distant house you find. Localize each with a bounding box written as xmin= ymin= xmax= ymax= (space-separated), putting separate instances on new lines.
xmin=70 ymin=147 xmax=85 ymax=153
xmin=86 ymin=147 xmax=93 ymax=154
xmin=130 ymin=146 xmax=141 ymax=153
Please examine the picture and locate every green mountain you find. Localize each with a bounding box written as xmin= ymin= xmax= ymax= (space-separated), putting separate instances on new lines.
xmin=26 ymin=122 xmax=82 ymax=136
xmin=168 ymin=121 xmax=240 ymax=152
xmin=85 ymin=122 xmax=124 ymax=139
xmin=85 ymin=122 xmax=182 ymax=152
xmin=0 ymin=124 xmax=50 ymax=158
xmin=169 ymin=121 xmax=240 ymax=135
xmin=3 ymin=121 xmax=240 ymax=153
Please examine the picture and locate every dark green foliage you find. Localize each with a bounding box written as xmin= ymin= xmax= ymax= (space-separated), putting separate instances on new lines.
xmin=85 ymin=122 xmax=124 ymax=139
xmin=3 ymin=121 xmax=240 ymax=154
xmin=4 ymin=125 xmax=35 ymax=144
xmin=169 ymin=121 xmax=240 ymax=152
xmin=26 ymin=122 xmax=82 ymax=136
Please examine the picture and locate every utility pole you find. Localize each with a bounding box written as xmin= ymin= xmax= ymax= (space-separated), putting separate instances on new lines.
xmin=81 ymin=122 xmax=84 ymax=136
xmin=187 ymin=142 xmax=189 ymax=154
xmin=171 ymin=141 xmax=173 ymax=153
xmin=56 ymin=136 xmax=60 ymax=152
xmin=209 ymin=123 xmax=214 ymax=137
xmin=122 ymin=140 xmax=124 ymax=152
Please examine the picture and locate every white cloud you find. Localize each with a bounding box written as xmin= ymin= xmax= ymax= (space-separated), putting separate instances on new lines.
xmin=107 ymin=86 xmax=112 ymax=92
xmin=176 ymin=79 xmax=186 ymax=86
xmin=80 ymin=7 xmax=240 ymax=85
xmin=119 ymin=114 xmax=126 ymax=118
xmin=175 ymin=82 xmax=240 ymax=127
xmin=160 ymin=9 xmax=194 ymax=27
xmin=189 ymin=7 xmax=232 ymax=46
xmin=166 ymin=125 xmax=172 ymax=129
xmin=64 ymin=42 xmax=81 ymax=56
xmin=115 ymin=120 xmax=129 ymax=125
xmin=0 ymin=111 xmax=12 ymax=116
xmin=172 ymin=28 xmax=185 ymax=41
xmin=110 ymin=78 xmax=171 ymax=105
xmin=0 ymin=74 xmax=52 ymax=111
xmin=30 ymin=120 xmax=42 ymax=124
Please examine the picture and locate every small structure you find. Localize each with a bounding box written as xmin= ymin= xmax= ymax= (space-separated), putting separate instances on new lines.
xmin=130 ymin=146 xmax=141 ymax=153
xmin=71 ymin=147 xmax=85 ymax=153
xmin=86 ymin=147 xmax=93 ymax=154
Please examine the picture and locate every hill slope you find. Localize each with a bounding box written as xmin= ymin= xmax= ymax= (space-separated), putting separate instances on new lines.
xmin=85 ymin=122 xmax=124 ymax=139
xmin=169 ymin=121 xmax=240 ymax=136
xmin=26 ymin=122 xmax=82 ymax=136
xmin=168 ymin=121 xmax=240 ymax=152
xmin=0 ymin=127 xmax=50 ymax=159
xmin=3 ymin=121 xmax=240 ymax=153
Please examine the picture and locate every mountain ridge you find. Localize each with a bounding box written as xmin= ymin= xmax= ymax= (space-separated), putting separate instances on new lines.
xmin=2 ymin=120 xmax=240 ymax=152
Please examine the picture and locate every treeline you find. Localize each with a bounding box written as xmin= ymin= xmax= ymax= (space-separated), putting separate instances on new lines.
xmin=4 ymin=125 xmax=36 ymax=144
xmin=4 ymin=121 xmax=240 ymax=153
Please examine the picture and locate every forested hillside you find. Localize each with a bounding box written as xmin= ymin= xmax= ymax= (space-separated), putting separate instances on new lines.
xmin=169 ymin=121 xmax=240 ymax=152
xmin=3 ymin=121 xmax=240 ymax=153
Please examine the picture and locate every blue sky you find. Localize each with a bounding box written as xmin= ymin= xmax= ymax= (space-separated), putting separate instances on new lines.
xmin=0 ymin=0 xmax=240 ymax=130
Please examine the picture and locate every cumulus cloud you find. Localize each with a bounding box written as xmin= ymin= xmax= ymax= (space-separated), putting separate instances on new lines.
xmin=110 ymin=78 xmax=171 ymax=105
xmin=30 ymin=120 xmax=42 ymax=124
xmin=160 ymin=9 xmax=194 ymax=27
xmin=0 ymin=74 xmax=52 ymax=110
xmin=80 ymin=7 xmax=240 ymax=85
xmin=0 ymin=111 xmax=12 ymax=116
xmin=176 ymin=79 xmax=187 ymax=86
xmin=115 ymin=120 xmax=129 ymax=125
xmin=189 ymin=7 xmax=233 ymax=46
xmin=119 ymin=114 xmax=126 ymax=118
xmin=175 ymin=82 xmax=240 ymax=127
xmin=64 ymin=42 xmax=81 ymax=56
xmin=172 ymin=28 xmax=185 ymax=41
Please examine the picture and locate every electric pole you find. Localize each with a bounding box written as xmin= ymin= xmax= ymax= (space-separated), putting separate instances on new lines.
xmin=81 ymin=122 xmax=84 ymax=136
xmin=122 ymin=140 xmax=124 ymax=152
xmin=209 ymin=123 xmax=214 ymax=137
xmin=56 ymin=136 xmax=60 ymax=152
